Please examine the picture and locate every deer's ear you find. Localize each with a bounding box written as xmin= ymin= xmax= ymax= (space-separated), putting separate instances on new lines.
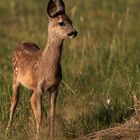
xmin=56 ymin=0 xmax=65 ymax=14
xmin=47 ymin=0 xmax=65 ymax=18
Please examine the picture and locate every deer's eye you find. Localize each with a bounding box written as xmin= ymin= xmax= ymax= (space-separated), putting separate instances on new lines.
xmin=58 ymin=22 xmax=65 ymax=26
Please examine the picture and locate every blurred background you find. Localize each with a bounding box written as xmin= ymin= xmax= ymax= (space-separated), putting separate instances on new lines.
xmin=0 ymin=0 xmax=140 ymax=139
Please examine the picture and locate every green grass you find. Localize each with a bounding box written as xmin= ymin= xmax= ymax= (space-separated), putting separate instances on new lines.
xmin=0 ymin=0 xmax=140 ymax=139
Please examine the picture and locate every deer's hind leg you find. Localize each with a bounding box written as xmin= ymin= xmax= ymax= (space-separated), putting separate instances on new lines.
xmin=6 ymin=77 xmax=21 ymax=134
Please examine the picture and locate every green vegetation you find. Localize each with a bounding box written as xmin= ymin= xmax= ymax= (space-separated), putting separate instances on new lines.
xmin=0 ymin=0 xmax=140 ymax=139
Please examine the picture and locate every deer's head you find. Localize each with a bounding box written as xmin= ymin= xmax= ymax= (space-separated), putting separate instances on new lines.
xmin=47 ymin=0 xmax=77 ymax=39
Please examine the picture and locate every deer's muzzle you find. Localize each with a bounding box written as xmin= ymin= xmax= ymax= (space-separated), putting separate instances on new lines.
xmin=68 ymin=30 xmax=77 ymax=38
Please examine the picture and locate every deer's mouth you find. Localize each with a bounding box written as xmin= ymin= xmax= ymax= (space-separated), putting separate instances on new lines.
xmin=68 ymin=31 xmax=77 ymax=38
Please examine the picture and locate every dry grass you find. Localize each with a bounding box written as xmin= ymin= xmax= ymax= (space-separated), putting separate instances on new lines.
xmin=78 ymin=96 xmax=140 ymax=140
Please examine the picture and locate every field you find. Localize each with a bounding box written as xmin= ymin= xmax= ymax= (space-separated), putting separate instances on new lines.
xmin=0 ymin=0 xmax=140 ymax=139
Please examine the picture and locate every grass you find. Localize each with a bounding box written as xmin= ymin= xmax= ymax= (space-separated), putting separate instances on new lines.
xmin=0 ymin=0 xmax=140 ymax=139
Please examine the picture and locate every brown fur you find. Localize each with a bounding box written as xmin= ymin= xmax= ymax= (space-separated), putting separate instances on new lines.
xmin=6 ymin=0 xmax=77 ymax=139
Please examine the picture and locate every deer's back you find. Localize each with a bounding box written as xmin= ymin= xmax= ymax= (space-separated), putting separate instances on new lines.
xmin=13 ymin=42 xmax=42 ymax=89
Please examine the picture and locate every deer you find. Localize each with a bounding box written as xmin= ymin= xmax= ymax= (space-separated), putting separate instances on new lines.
xmin=5 ymin=0 xmax=77 ymax=139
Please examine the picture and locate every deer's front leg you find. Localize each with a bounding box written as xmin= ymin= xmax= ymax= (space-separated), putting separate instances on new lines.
xmin=30 ymin=91 xmax=42 ymax=137
xmin=49 ymin=88 xmax=58 ymax=139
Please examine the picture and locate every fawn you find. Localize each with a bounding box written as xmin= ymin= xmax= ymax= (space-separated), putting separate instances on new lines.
xmin=6 ymin=0 xmax=77 ymax=139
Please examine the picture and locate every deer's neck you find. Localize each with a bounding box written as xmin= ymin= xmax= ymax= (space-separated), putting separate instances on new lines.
xmin=40 ymin=33 xmax=63 ymax=76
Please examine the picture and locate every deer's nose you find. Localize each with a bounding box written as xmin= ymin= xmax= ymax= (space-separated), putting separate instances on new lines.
xmin=68 ymin=30 xmax=78 ymax=38
xmin=73 ymin=30 xmax=78 ymax=36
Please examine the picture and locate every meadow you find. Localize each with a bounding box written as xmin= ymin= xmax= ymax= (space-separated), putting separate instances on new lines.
xmin=0 ymin=0 xmax=140 ymax=139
